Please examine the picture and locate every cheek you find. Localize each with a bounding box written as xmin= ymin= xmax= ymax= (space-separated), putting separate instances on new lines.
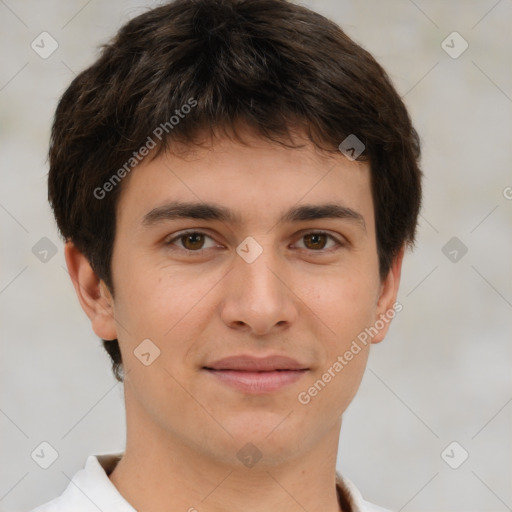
xmin=301 ymin=267 xmax=380 ymax=344
xmin=112 ymin=262 xmax=219 ymax=357
xmin=295 ymin=274 xmax=375 ymax=420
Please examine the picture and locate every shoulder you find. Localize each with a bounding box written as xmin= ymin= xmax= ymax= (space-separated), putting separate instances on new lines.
xmin=359 ymin=500 xmax=393 ymax=512
xmin=28 ymin=453 xmax=131 ymax=512
xmin=337 ymin=473 xmax=393 ymax=512
xmin=28 ymin=495 xmax=68 ymax=512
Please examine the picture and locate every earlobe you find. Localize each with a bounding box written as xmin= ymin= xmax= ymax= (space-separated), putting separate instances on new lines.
xmin=371 ymin=245 xmax=405 ymax=344
xmin=64 ymin=242 xmax=118 ymax=341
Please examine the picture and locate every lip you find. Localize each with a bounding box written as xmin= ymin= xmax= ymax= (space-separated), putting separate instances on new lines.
xmin=202 ymin=355 xmax=309 ymax=394
xmin=204 ymin=354 xmax=308 ymax=372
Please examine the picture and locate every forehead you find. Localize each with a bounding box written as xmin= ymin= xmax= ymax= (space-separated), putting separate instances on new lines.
xmin=115 ymin=129 xmax=374 ymax=232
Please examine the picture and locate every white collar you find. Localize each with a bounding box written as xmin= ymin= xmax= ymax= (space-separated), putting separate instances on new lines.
xmin=31 ymin=453 xmax=391 ymax=512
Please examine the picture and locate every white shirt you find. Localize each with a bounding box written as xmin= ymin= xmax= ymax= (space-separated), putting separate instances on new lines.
xmin=30 ymin=453 xmax=391 ymax=512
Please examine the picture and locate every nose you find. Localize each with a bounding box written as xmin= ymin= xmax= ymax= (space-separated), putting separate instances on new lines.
xmin=220 ymin=243 xmax=299 ymax=336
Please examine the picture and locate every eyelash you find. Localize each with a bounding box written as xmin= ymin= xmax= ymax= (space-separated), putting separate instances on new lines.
xmin=164 ymin=230 xmax=345 ymax=254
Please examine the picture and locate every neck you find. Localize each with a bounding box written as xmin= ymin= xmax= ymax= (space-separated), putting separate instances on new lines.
xmin=109 ymin=389 xmax=346 ymax=512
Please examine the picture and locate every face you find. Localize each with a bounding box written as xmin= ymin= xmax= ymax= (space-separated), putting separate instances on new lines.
xmin=88 ymin=126 xmax=401 ymax=467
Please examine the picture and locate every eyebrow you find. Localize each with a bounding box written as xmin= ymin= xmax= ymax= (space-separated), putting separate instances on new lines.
xmin=142 ymin=201 xmax=366 ymax=231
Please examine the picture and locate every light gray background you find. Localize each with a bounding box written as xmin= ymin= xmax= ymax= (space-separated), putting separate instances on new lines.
xmin=1 ymin=1 xmax=511 ymax=511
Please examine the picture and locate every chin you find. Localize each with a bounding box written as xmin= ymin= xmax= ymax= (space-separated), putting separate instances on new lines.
xmin=221 ymin=414 xmax=305 ymax=452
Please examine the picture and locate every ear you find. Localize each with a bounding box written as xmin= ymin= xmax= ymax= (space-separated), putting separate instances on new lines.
xmin=371 ymin=245 xmax=405 ymax=344
xmin=64 ymin=241 xmax=118 ymax=341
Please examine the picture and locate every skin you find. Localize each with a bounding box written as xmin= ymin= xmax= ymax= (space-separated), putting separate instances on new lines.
xmin=65 ymin=125 xmax=404 ymax=512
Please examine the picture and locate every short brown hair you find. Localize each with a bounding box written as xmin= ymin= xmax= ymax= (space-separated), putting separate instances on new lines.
xmin=48 ymin=0 xmax=422 ymax=382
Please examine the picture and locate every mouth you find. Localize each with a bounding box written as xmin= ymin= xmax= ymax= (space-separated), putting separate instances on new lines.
xmin=202 ymin=354 xmax=309 ymax=394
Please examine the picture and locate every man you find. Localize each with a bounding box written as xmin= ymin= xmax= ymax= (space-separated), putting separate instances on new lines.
xmin=31 ymin=0 xmax=422 ymax=510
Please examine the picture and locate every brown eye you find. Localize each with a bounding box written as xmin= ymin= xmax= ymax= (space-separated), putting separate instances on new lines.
xmin=303 ymin=232 xmax=328 ymax=250
xmin=166 ymin=230 xmax=219 ymax=253
xmin=180 ymin=232 xmax=206 ymax=250
xmin=294 ymin=231 xmax=342 ymax=252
